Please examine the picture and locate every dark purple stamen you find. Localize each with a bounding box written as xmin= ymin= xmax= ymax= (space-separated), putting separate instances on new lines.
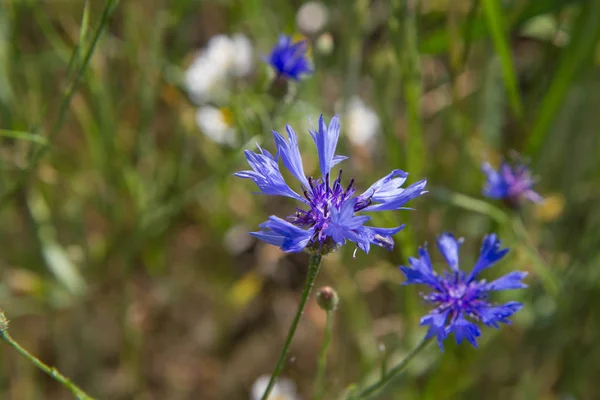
xmin=289 ymin=169 xmax=357 ymax=237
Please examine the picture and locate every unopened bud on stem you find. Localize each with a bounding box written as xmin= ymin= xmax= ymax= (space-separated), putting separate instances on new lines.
xmin=0 ymin=310 xmax=8 ymax=333
xmin=316 ymin=286 xmax=339 ymax=311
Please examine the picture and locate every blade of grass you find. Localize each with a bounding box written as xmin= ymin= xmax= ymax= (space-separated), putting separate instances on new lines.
xmin=78 ymin=0 xmax=91 ymax=64
xmin=0 ymin=3 xmax=12 ymax=107
xmin=0 ymin=129 xmax=48 ymax=145
xmin=389 ymin=0 xmax=424 ymax=329
xmin=420 ymin=0 xmax=584 ymax=55
xmin=390 ymin=0 xmax=425 ymax=180
xmin=430 ymin=187 xmax=509 ymax=224
xmin=27 ymin=188 xmax=87 ymax=296
xmin=527 ymin=0 xmax=600 ymax=155
xmin=0 ymin=0 xmax=119 ymax=207
xmin=481 ymin=0 xmax=523 ymax=119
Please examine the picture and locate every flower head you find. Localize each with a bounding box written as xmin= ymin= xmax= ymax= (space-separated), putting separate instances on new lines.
xmin=344 ymin=97 xmax=380 ymax=147
xmin=184 ymin=33 xmax=253 ymax=104
xmin=251 ymin=375 xmax=299 ymax=400
xmin=235 ymin=115 xmax=427 ymax=255
xmin=265 ymin=35 xmax=313 ymax=80
xmin=195 ymin=106 xmax=236 ymax=145
xmin=482 ymin=156 xmax=543 ymax=207
xmin=400 ymin=233 xmax=527 ymax=350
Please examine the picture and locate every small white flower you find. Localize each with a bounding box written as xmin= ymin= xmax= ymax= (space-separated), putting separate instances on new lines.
xmin=205 ymin=34 xmax=237 ymax=71
xmin=345 ymin=97 xmax=380 ymax=147
xmin=251 ymin=376 xmax=300 ymax=400
xmin=195 ymin=106 xmax=236 ymax=145
xmin=184 ymin=53 xmax=228 ymax=105
xmin=231 ymin=34 xmax=254 ymax=77
xmin=296 ymin=1 xmax=329 ymax=37
xmin=184 ymin=34 xmax=254 ymax=104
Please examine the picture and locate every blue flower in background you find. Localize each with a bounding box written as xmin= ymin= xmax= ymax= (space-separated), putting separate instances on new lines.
xmin=235 ymin=115 xmax=427 ymax=255
xmin=482 ymin=157 xmax=543 ymax=207
xmin=265 ymin=35 xmax=313 ymax=80
xmin=400 ymin=233 xmax=526 ymax=350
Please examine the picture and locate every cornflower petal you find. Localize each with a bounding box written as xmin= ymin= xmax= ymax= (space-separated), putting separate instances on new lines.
xmin=253 ymin=216 xmax=314 ymax=252
xmin=468 ymin=234 xmax=509 ymax=281
xmin=363 ymin=179 xmax=428 ymax=212
xmin=420 ymin=310 xmax=451 ymax=350
xmin=310 ymin=115 xmax=344 ymax=179
xmin=451 ymin=313 xmax=482 ymax=347
xmin=436 ymin=233 xmax=463 ymax=272
xmin=400 ymin=245 xmax=440 ymax=289
xmin=357 ymin=225 xmax=405 ymax=253
xmin=234 ymin=148 xmax=306 ymax=202
xmin=357 ymin=169 xmax=409 ymax=202
xmin=476 ymin=302 xmax=523 ymax=328
xmin=272 ymin=126 xmax=310 ymax=189
xmin=323 ymin=198 xmax=370 ymax=247
xmin=524 ymin=190 xmax=544 ymax=203
xmin=484 ymin=271 xmax=528 ymax=291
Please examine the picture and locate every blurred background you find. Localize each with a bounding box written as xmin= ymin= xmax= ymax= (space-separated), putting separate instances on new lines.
xmin=1 ymin=0 xmax=600 ymax=399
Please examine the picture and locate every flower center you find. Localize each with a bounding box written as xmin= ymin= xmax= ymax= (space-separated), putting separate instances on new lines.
xmin=423 ymin=277 xmax=487 ymax=316
xmin=288 ymin=170 xmax=356 ymax=229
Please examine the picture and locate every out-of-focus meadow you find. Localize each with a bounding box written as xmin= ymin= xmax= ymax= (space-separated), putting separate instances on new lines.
xmin=1 ymin=0 xmax=600 ymax=399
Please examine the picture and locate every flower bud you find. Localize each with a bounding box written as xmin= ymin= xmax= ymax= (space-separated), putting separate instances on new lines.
xmin=316 ymin=286 xmax=339 ymax=311
xmin=0 ymin=311 xmax=8 ymax=332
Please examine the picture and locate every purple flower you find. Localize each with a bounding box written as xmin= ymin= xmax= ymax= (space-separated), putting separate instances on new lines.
xmin=235 ymin=115 xmax=427 ymax=255
xmin=265 ymin=35 xmax=313 ymax=80
xmin=400 ymin=233 xmax=527 ymax=350
xmin=482 ymin=157 xmax=543 ymax=207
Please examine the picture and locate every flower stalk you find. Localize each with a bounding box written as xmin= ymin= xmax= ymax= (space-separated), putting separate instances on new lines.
xmin=351 ymin=336 xmax=432 ymax=399
xmin=0 ymin=311 xmax=95 ymax=400
xmin=261 ymin=254 xmax=323 ymax=400
xmin=314 ymin=286 xmax=337 ymax=399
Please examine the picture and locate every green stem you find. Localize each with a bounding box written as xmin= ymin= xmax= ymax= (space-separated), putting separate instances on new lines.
xmin=0 ymin=312 xmax=95 ymax=400
xmin=261 ymin=254 xmax=323 ymax=400
xmin=351 ymin=336 xmax=432 ymax=399
xmin=314 ymin=309 xmax=334 ymax=400
xmin=509 ymin=213 xmax=560 ymax=296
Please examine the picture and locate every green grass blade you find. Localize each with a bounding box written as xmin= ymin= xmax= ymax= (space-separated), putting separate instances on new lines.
xmin=0 ymin=0 xmax=118 ymax=206
xmin=527 ymin=1 xmax=600 ymax=155
xmin=78 ymin=0 xmax=90 ymax=63
xmin=481 ymin=0 xmax=523 ymax=119
xmin=0 ymin=129 xmax=48 ymax=145
xmin=420 ymin=0 xmax=584 ymax=55
xmin=431 ymin=188 xmax=509 ymax=224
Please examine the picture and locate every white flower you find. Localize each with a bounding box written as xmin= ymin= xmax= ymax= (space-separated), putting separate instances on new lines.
xmin=184 ymin=53 xmax=228 ymax=105
xmin=296 ymin=1 xmax=329 ymax=37
xmin=231 ymin=34 xmax=254 ymax=77
xmin=251 ymin=376 xmax=300 ymax=400
xmin=184 ymin=34 xmax=254 ymax=105
xmin=344 ymin=97 xmax=380 ymax=147
xmin=195 ymin=106 xmax=236 ymax=145
xmin=205 ymin=34 xmax=237 ymax=71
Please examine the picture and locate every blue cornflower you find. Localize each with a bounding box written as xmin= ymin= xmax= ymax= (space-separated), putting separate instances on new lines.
xmin=400 ymin=233 xmax=527 ymax=350
xmin=482 ymin=157 xmax=543 ymax=207
xmin=235 ymin=115 xmax=427 ymax=255
xmin=265 ymin=35 xmax=313 ymax=80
